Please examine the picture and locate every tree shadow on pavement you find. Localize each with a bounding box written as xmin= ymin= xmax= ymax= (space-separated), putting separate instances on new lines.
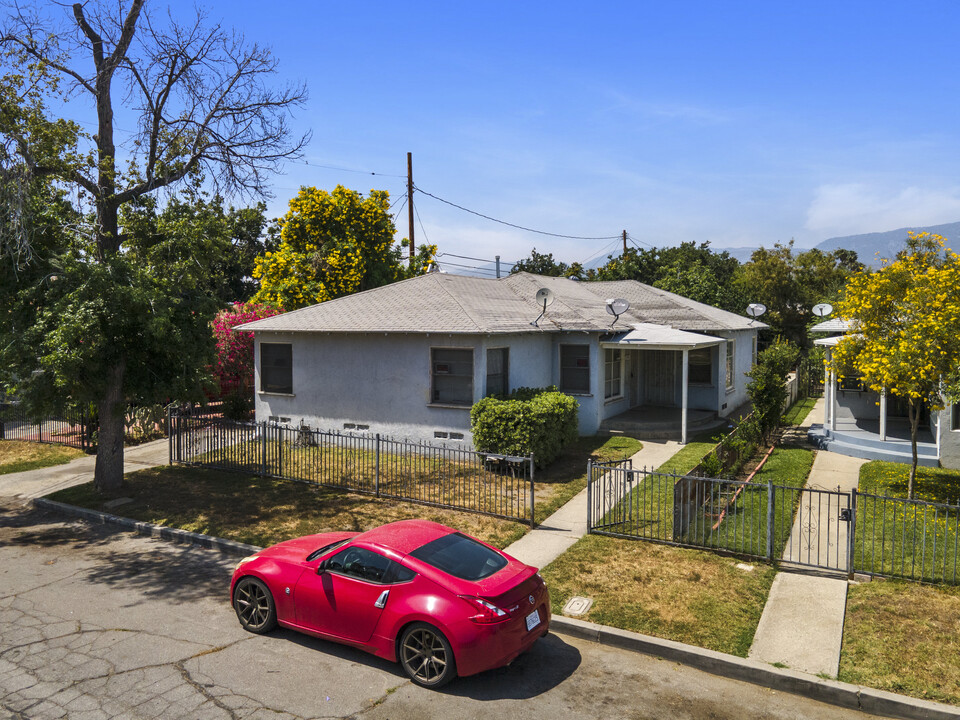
xmin=0 ymin=500 xmax=116 ymax=550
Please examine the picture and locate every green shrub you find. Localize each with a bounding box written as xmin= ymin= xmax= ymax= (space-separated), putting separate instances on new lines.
xmin=470 ymin=388 xmax=578 ymax=468
xmin=747 ymin=338 xmax=800 ymax=441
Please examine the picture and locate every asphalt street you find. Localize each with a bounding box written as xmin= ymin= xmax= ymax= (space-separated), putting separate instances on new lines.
xmin=0 ymin=499 xmax=886 ymax=720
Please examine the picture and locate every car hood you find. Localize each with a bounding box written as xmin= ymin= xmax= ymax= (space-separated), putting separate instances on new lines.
xmin=256 ymin=531 xmax=358 ymax=564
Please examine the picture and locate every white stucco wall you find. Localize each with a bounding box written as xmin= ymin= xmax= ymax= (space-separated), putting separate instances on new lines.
xmin=937 ymin=406 xmax=960 ymax=470
xmin=714 ymin=329 xmax=755 ymax=417
xmin=253 ymin=331 xmax=562 ymax=446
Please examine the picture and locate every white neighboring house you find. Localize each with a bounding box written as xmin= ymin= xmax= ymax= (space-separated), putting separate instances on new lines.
xmin=811 ymin=318 xmax=960 ymax=469
xmin=236 ymin=272 xmax=764 ymax=447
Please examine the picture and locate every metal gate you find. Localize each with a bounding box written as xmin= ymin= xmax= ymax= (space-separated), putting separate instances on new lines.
xmin=587 ymin=463 xmax=855 ymax=575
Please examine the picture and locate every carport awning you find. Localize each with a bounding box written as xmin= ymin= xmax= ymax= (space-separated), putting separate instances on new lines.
xmin=600 ymin=323 xmax=724 ymax=351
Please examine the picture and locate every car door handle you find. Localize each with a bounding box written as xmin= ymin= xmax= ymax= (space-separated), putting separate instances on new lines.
xmin=374 ymin=589 xmax=389 ymax=609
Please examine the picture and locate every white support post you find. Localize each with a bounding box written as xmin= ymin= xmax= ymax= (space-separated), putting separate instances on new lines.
xmin=830 ymin=367 xmax=838 ymax=431
xmin=681 ymin=348 xmax=689 ymax=445
xmin=879 ymin=389 xmax=888 ymax=441
xmin=823 ymin=348 xmax=831 ymax=427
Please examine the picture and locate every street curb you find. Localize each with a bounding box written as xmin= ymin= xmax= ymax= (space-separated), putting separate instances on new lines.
xmin=30 ymin=498 xmax=960 ymax=720
xmin=550 ymin=616 xmax=960 ymax=720
xmin=32 ymin=498 xmax=263 ymax=557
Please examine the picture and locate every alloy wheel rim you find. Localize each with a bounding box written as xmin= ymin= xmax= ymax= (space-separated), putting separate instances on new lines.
xmin=236 ymin=582 xmax=269 ymax=627
xmin=402 ymin=629 xmax=447 ymax=683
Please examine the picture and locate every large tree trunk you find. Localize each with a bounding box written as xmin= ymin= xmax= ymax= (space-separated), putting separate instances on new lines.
xmin=907 ymin=399 xmax=920 ymax=500
xmin=94 ymin=358 xmax=126 ymax=493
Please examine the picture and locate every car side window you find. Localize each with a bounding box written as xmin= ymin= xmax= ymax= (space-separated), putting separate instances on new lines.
xmin=327 ymin=547 xmax=392 ymax=583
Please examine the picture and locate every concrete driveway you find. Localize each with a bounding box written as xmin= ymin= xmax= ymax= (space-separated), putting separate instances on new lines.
xmin=0 ymin=499 xmax=885 ymax=720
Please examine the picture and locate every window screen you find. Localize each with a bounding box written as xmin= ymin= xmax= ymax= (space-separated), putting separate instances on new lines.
xmin=688 ymin=348 xmax=712 ymax=385
xmin=604 ymin=349 xmax=622 ymax=399
xmin=560 ymin=344 xmax=590 ymax=394
xmin=432 ymin=348 xmax=474 ymax=405
xmin=260 ymin=343 xmax=292 ymax=394
xmin=486 ymin=348 xmax=509 ymax=397
xmin=725 ymin=340 xmax=735 ymax=391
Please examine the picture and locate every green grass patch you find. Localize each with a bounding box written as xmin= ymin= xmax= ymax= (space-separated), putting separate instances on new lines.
xmin=840 ymin=580 xmax=960 ymax=705
xmin=49 ymin=466 xmax=528 ymax=549
xmin=540 ymin=533 xmax=776 ymax=656
xmin=654 ymin=429 xmax=721 ymax=475
xmin=782 ymin=396 xmax=817 ymax=426
xmin=0 ymin=440 xmax=86 ymax=475
xmin=597 ymin=446 xmax=815 ymax=559
xmin=854 ymin=462 xmax=960 ymax=583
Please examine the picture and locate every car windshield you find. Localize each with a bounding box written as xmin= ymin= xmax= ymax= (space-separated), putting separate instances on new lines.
xmin=409 ymin=533 xmax=507 ymax=581
xmin=306 ymin=539 xmax=350 ymax=562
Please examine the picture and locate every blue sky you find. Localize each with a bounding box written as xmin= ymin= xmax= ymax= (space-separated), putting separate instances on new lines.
xmin=61 ymin=1 xmax=960 ymax=267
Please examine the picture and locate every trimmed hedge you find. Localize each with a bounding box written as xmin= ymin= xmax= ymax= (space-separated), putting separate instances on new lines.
xmin=470 ymin=387 xmax=579 ymax=468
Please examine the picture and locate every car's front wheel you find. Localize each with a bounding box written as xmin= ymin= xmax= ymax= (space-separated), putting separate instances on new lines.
xmin=399 ymin=622 xmax=457 ymax=688
xmin=233 ymin=577 xmax=277 ymax=634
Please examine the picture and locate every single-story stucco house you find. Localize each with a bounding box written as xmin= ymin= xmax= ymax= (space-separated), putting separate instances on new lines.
xmin=809 ymin=318 xmax=960 ymax=469
xmin=236 ymin=272 xmax=765 ymax=447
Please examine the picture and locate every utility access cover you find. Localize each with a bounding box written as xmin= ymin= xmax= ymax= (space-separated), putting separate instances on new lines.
xmin=562 ymin=596 xmax=593 ymax=617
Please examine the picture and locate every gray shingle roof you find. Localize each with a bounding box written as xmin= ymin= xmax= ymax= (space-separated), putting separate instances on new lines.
xmin=236 ymin=272 xmax=764 ymax=334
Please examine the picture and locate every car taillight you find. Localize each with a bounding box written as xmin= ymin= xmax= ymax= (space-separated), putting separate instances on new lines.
xmin=459 ymin=595 xmax=509 ymax=624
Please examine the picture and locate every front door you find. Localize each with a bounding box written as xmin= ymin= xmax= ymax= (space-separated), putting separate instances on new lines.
xmin=294 ymin=546 xmax=390 ymax=643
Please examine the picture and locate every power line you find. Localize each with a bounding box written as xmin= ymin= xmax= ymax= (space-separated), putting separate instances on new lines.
xmin=437 ymin=251 xmax=519 ymax=266
xmin=413 ymin=185 xmax=622 ymax=241
xmin=580 ymin=237 xmax=624 ymax=266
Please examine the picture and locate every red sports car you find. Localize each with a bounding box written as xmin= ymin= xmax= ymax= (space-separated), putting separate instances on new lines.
xmin=230 ymin=519 xmax=550 ymax=687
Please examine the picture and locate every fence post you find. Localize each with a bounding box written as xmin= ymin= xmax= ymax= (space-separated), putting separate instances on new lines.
xmin=529 ymin=454 xmax=535 ymax=528
xmin=167 ymin=406 xmax=172 ymax=466
xmin=847 ymin=488 xmax=858 ymax=580
xmin=586 ymin=459 xmax=593 ymax=532
xmin=276 ymin=424 xmax=282 ymax=477
xmin=260 ymin=421 xmax=267 ymax=479
xmin=766 ymin=480 xmax=775 ymax=561
xmin=375 ymin=434 xmax=381 ymax=497
xmin=176 ymin=413 xmax=182 ymax=463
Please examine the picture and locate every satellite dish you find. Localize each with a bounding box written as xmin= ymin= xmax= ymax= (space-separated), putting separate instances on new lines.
xmin=531 ymin=288 xmax=555 ymax=327
xmin=812 ymin=303 xmax=833 ymax=318
xmin=605 ymin=298 xmax=630 ymax=316
xmin=605 ymin=298 xmax=630 ymax=326
xmin=746 ymin=303 xmax=767 ymax=319
xmin=535 ymin=288 xmax=555 ymax=307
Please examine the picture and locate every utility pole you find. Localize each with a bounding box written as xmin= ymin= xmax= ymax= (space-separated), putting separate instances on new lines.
xmin=496 ymin=255 xmax=501 ymax=278
xmin=623 ymin=229 xmax=628 ymax=255
xmin=407 ymin=152 xmax=415 ymax=268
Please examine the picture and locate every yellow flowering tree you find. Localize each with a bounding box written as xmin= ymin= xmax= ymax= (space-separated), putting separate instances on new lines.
xmin=831 ymin=233 xmax=960 ymax=497
xmin=251 ymin=185 xmax=436 ymax=310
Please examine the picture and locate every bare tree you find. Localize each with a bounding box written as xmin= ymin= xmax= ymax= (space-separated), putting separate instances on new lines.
xmin=2 ymin=0 xmax=308 ymax=491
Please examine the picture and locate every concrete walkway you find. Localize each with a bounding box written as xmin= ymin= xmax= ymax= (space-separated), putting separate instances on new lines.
xmin=0 ymin=437 xmax=170 ymax=499
xmin=749 ymin=399 xmax=867 ymax=678
xmin=504 ymin=439 xmax=680 ymax=569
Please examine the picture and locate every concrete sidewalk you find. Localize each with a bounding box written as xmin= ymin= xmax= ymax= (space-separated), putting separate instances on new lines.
xmin=749 ymin=399 xmax=867 ymax=678
xmin=0 ymin=437 xmax=170 ymax=499
xmin=504 ymin=438 xmax=680 ymax=569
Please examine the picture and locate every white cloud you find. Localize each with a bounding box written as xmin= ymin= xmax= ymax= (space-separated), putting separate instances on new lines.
xmin=805 ymin=183 xmax=960 ymax=237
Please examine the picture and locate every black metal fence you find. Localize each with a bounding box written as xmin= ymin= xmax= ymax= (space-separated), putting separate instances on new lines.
xmin=0 ymin=402 xmax=95 ymax=452
xmin=798 ymin=355 xmax=825 ymax=398
xmin=169 ymin=414 xmax=536 ymax=526
xmin=588 ymin=464 xmax=960 ymax=585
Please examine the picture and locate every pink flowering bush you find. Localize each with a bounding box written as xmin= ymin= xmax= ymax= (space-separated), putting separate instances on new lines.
xmin=212 ymin=302 xmax=283 ymax=418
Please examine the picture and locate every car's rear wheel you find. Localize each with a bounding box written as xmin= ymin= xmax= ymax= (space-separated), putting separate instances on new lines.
xmin=233 ymin=577 xmax=277 ymax=634
xmin=399 ymin=623 xmax=456 ymax=688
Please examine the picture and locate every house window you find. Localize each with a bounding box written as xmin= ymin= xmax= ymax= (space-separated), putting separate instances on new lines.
xmin=953 ymin=404 xmax=960 ymax=431
xmin=560 ymin=344 xmax=590 ymax=394
xmin=604 ymin=349 xmax=622 ymax=399
xmin=432 ymin=348 xmax=474 ymax=406
xmin=688 ymin=348 xmax=712 ymax=385
xmin=725 ymin=340 xmax=735 ymax=392
xmin=260 ymin=343 xmax=292 ymax=394
xmin=839 ymin=374 xmax=865 ymax=392
xmin=486 ymin=348 xmax=509 ymax=397
xmin=752 ymin=336 xmax=758 ymax=366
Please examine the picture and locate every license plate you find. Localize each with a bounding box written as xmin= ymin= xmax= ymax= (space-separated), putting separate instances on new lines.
xmin=525 ymin=608 xmax=541 ymax=632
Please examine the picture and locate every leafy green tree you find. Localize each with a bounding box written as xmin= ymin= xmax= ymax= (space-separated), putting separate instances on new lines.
xmin=593 ymin=242 xmax=742 ymax=313
xmin=746 ymin=338 xmax=800 ymax=441
xmin=1 ymin=1 xmax=306 ymax=491
xmin=736 ymin=241 xmax=863 ymax=347
xmin=831 ymin=233 xmax=960 ymax=497
xmin=511 ymin=248 xmax=584 ymax=279
xmin=252 ymin=185 xmax=436 ymax=310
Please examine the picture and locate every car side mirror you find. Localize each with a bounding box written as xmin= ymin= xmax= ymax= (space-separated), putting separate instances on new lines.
xmin=317 ymin=559 xmax=328 ymax=575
